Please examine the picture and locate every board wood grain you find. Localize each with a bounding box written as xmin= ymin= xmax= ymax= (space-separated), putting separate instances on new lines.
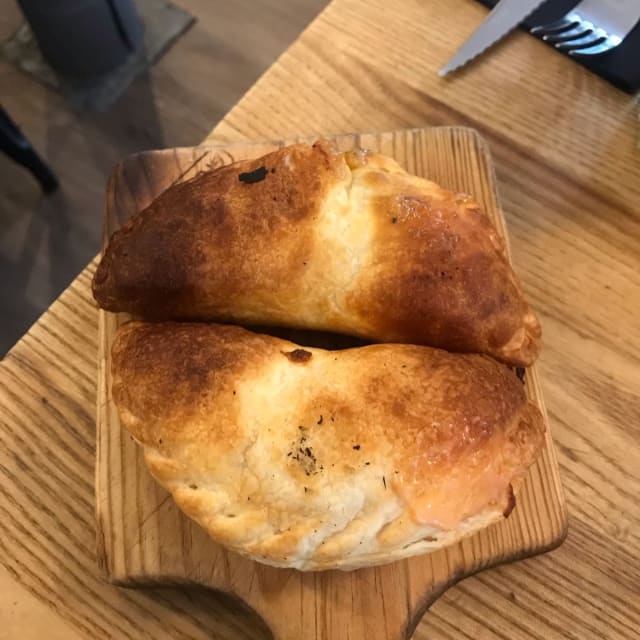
xmin=96 ymin=127 xmax=567 ymax=640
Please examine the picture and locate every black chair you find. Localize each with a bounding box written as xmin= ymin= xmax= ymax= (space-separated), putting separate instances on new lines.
xmin=0 ymin=105 xmax=58 ymax=193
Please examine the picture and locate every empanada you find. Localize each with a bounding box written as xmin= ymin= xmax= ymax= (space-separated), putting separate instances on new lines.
xmin=94 ymin=141 xmax=540 ymax=366
xmin=112 ymin=321 xmax=545 ymax=570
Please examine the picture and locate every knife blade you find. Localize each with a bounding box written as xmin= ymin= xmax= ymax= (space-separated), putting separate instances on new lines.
xmin=439 ymin=0 xmax=545 ymax=76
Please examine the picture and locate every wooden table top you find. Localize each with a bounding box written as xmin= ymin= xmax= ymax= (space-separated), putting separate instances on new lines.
xmin=1 ymin=1 xmax=638 ymax=638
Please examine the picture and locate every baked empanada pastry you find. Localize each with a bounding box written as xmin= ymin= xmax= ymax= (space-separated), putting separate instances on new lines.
xmin=112 ymin=321 xmax=545 ymax=570
xmin=94 ymin=141 xmax=540 ymax=366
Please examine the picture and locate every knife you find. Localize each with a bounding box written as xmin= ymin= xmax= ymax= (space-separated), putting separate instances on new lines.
xmin=439 ymin=0 xmax=546 ymax=76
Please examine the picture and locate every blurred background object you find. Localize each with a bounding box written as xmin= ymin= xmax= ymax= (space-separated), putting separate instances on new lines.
xmin=0 ymin=105 xmax=58 ymax=193
xmin=17 ymin=0 xmax=144 ymax=76
xmin=0 ymin=0 xmax=329 ymax=357
xmin=3 ymin=0 xmax=193 ymax=110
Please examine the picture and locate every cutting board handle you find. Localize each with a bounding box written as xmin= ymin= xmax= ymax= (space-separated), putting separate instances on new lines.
xmin=225 ymin=561 xmax=435 ymax=640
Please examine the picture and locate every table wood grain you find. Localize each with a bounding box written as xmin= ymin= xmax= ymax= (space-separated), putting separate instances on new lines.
xmin=1 ymin=0 xmax=638 ymax=638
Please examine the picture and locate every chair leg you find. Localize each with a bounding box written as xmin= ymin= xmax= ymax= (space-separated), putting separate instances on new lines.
xmin=0 ymin=105 xmax=59 ymax=193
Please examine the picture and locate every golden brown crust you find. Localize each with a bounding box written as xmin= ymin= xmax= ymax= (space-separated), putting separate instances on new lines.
xmin=96 ymin=141 xmax=540 ymax=365
xmin=94 ymin=142 xmax=345 ymax=321
xmin=112 ymin=322 xmax=545 ymax=570
xmin=345 ymin=151 xmax=539 ymax=361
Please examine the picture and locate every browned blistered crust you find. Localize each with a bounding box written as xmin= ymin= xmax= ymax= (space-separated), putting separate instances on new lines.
xmin=94 ymin=141 xmax=540 ymax=366
xmin=111 ymin=322 xmax=544 ymax=570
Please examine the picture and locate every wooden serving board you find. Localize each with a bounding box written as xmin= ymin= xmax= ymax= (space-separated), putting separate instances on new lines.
xmin=96 ymin=127 xmax=568 ymax=640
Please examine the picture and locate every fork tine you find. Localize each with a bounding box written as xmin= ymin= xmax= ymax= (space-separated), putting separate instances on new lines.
xmin=569 ymin=35 xmax=622 ymax=55
xmin=555 ymin=29 xmax=606 ymax=51
xmin=530 ymin=16 xmax=578 ymax=35
xmin=543 ymin=24 xmax=592 ymax=43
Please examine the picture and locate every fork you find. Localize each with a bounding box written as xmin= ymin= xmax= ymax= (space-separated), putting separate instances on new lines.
xmin=530 ymin=0 xmax=640 ymax=56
